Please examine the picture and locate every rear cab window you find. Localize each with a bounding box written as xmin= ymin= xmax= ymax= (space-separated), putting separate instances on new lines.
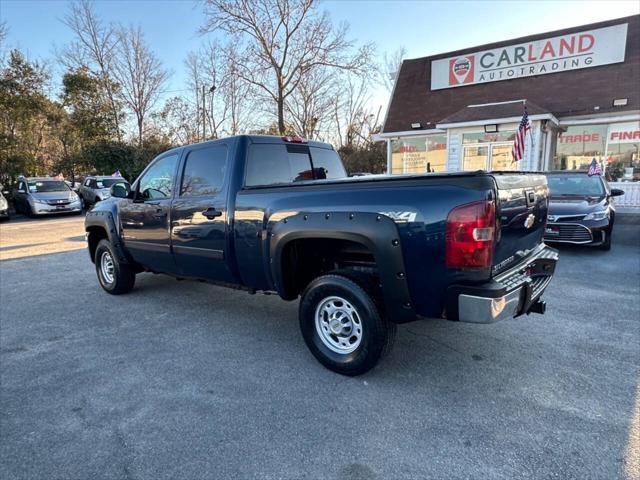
xmin=245 ymin=143 xmax=346 ymax=187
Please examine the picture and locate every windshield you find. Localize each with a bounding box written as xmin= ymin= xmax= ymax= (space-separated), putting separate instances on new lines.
xmin=28 ymin=181 xmax=70 ymax=193
xmin=97 ymin=178 xmax=125 ymax=188
xmin=547 ymin=175 xmax=605 ymax=197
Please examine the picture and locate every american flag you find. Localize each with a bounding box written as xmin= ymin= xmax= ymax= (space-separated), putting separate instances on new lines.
xmin=587 ymin=158 xmax=602 ymax=176
xmin=512 ymin=106 xmax=530 ymax=162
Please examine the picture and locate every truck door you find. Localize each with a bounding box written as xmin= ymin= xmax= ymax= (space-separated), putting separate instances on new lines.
xmin=119 ymin=152 xmax=180 ymax=273
xmin=170 ymin=144 xmax=234 ymax=283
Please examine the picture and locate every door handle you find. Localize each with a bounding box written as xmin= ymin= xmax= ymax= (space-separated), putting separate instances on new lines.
xmin=202 ymin=207 xmax=222 ymax=219
xmin=152 ymin=209 xmax=167 ymax=219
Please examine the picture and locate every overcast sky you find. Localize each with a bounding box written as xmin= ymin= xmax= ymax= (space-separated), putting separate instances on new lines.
xmin=3 ymin=0 xmax=640 ymax=111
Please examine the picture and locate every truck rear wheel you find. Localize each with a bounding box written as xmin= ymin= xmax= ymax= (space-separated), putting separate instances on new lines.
xmin=95 ymin=239 xmax=136 ymax=295
xmin=299 ymin=274 xmax=395 ymax=376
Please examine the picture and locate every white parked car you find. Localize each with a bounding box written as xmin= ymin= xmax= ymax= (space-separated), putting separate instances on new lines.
xmin=79 ymin=176 xmax=130 ymax=208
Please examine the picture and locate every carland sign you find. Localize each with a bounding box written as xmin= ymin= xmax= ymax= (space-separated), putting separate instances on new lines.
xmin=430 ymin=23 xmax=628 ymax=90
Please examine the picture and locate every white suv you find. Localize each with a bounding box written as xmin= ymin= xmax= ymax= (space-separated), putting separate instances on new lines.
xmin=79 ymin=176 xmax=129 ymax=208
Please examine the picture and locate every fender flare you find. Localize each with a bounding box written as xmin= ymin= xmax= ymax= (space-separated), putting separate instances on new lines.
xmin=85 ymin=209 xmax=132 ymax=265
xmin=269 ymin=211 xmax=416 ymax=323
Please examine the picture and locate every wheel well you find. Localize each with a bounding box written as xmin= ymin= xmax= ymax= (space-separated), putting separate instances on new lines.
xmin=279 ymin=238 xmax=378 ymax=299
xmin=86 ymin=226 xmax=108 ymax=263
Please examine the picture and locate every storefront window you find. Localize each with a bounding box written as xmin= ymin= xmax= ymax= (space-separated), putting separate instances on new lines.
xmin=605 ymin=122 xmax=640 ymax=182
xmin=552 ymin=124 xmax=608 ymax=171
xmin=391 ymin=135 xmax=447 ymax=174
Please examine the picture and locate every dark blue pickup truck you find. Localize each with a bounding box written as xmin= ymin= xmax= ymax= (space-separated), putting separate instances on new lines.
xmin=85 ymin=135 xmax=558 ymax=375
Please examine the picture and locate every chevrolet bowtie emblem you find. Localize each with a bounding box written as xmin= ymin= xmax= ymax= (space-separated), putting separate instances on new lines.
xmin=524 ymin=214 xmax=535 ymax=229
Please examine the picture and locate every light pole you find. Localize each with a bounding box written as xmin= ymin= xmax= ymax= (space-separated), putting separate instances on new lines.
xmin=209 ymin=85 xmax=216 ymax=139
xmin=202 ymin=84 xmax=216 ymax=141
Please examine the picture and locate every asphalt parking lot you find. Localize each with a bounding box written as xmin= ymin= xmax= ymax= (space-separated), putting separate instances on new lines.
xmin=1 ymin=216 xmax=639 ymax=480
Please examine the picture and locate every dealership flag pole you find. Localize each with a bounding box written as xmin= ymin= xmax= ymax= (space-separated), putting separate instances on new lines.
xmin=512 ymin=100 xmax=531 ymax=164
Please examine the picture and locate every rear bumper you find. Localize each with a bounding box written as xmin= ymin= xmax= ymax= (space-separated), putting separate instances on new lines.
xmin=446 ymin=244 xmax=559 ymax=323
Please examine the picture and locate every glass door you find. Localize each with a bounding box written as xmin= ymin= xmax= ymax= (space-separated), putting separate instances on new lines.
xmin=462 ymin=143 xmax=519 ymax=171
xmin=463 ymin=146 xmax=489 ymax=170
xmin=490 ymin=142 xmax=517 ymax=171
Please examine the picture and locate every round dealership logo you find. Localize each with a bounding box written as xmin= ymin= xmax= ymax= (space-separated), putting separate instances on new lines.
xmin=449 ymin=56 xmax=475 ymax=85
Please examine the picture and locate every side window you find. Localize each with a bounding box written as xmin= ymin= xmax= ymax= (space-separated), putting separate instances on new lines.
xmin=90 ymin=179 xmax=98 ymax=189
xmin=138 ymin=154 xmax=179 ymax=200
xmin=84 ymin=179 xmax=91 ymax=187
xmin=180 ymin=146 xmax=228 ymax=196
xmin=245 ymin=144 xmax=313 ymax=186
xmin=310 ymin=147 xmax=347 ymax=180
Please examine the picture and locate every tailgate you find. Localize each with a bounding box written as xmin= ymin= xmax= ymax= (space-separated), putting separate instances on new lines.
xmin=491 ymin=173 xmax=549 ymax=275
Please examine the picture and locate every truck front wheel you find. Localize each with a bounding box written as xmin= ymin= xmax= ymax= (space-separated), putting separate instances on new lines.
xmin=299 ymin=274 xmax=395 ymax=376
xmin=95 ymin=239 xmax=136 ymax=294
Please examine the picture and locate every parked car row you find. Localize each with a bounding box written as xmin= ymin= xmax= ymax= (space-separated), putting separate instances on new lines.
xmin=0 ymin=175 xmax=130 ymax=220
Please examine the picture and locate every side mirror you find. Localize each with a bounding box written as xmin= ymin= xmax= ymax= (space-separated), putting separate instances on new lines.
xmin=110 ymin=182 xmax=131 ymax=199
xmin=610 ymin=188 xmax=625 ymax=197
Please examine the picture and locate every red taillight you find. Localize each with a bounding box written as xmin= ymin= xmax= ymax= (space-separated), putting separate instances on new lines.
xmin=281 ymin=136 xmax=308 ymax=143
xmin=445 ymin=200 xmax=495 ymax=269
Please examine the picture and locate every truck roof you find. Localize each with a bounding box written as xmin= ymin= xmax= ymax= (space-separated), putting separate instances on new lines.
xmin=161 ymin=134 xmax=335 ymax=156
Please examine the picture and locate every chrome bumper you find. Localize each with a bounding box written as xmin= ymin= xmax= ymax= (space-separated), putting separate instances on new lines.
xmin=451 ymin=244 xmax=559 ymax=324
xmin=458 ymin=288 xmax=523 ymax=323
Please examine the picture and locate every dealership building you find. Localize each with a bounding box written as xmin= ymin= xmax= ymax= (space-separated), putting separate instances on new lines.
xmin=379 ymin=15 xmax=640 ymax=181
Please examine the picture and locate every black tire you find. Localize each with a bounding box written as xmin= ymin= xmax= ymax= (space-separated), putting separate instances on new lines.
xmin=79 ymin=195 xmax=86 ymax=210
xmin=94 ymin=239 xmax=136 ymax=294
xmin=25 ymin=203 xmax=34 ymax=218
xmin=299 ymin=274 xmax=396 ymax=376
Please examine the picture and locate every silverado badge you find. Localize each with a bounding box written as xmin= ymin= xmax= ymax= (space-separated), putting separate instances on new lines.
xmin=524 ymin=214 xmax=535 ymax=229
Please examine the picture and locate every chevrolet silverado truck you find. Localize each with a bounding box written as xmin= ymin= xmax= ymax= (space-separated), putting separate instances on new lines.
xmin=85 ymin=135 xmax=559 ymax=375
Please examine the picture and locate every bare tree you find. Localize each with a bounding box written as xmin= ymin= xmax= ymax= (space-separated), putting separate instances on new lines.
xmin=186 ymin=40 xmax=256 ymax=139
xmin=200 ymin=0 xmax=373 ymax=135
xmin=61 ymin=0 xmax=123 ymax=140
xmin=113 ymin=25 xmax=169 ymax=145
xmin=0 ymin=21 xmax=9 ymax=64
xmin=152 ymin=96 xmax=200 ymax=145
xmin=380 ymin=46 xmax=407 ymax=92
xmin=186 ymin=44 xmax=226 ymax=140
xmin=286 ymin=66 xmax=335 ymax=139
xmin=0 ymin=21 xmax=8 ymax=47
xmin=222 ymin=42 xmax=255 ymax=135
xmin=332 ymin=75 xmax=374 ymax=149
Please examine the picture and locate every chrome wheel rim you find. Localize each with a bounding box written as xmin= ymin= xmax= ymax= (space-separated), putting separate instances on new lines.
xmin=100 ymin=250 xmax=115 ymax=284
xmin=315 ymin=296 xmax=363 ymax=354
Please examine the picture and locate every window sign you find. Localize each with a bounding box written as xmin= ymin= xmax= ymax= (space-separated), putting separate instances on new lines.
xmin=606 ymin=122 xmax=640 ymax=181
xmin=391 ymin=135 xmax=447 ymax=174
xmin=553 ymin=124 xmax=608 ymax=171
xmin=607 ymin=122 xmax=640 ymax=144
